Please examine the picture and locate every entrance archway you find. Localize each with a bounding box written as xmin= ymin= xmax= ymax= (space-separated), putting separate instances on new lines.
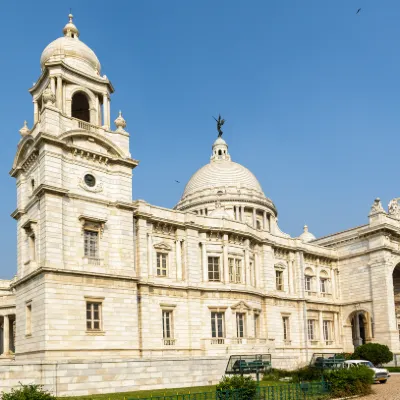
xmin=349 ymin=311 xmax=371 ymax=349
xmin=393 ymin=264 xmax=400 ymax=339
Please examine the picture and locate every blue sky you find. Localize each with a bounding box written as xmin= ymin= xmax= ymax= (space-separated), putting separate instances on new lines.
xmin=1 ymin=1 xmax=400 ymax=278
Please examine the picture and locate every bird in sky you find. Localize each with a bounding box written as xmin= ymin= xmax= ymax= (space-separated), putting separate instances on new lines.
xmin=356 ymin=8 xmax=361 ymax=14
xmin=175 ymin=180 xmax=180 ymax=183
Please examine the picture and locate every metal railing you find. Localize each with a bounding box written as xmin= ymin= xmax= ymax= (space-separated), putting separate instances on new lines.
xmin=128 ymin=381 xmax=330 ymax=400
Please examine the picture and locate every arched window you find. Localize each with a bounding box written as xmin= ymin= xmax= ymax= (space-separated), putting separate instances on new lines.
xmin=319 ymin=270 xmax=329 ymax=294
xmin=71 ymin=92 xmax=90 ymax=122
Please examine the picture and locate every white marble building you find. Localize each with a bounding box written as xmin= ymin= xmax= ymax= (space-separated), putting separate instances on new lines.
xmin=0 ymin=14 xmax=399 ymax=396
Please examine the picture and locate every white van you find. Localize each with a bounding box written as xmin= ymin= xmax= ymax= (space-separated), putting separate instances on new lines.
xmin=344 ymin=360 xmax=390 ymax=384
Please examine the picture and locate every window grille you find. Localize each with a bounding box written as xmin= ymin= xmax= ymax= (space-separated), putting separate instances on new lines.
xmin=208 ymin=257 xmax=220 ymax=281
xmin=305 ymin=276 xmax=312 ymax=292
xmin=236 ymin=313 xmax=245 ymax=338
xmin=211 ymin=312 xmax=224 ymax=338
xmin=157 ymin=253 xmax=168 ymax=276
xmin=162 ymin=310 xmax=173 ymax=339
xmin=86 ymin=302 xmax=102 ymax=331
xmin=283 ymin=316 xmax=290 ymax=341
xmin=84 ymin=230 xmax=98 ymax=258
xmin=276 ymin=270 xmax=284 ymax=290
xmin=307 ymin=319 xmax=315 ymax=340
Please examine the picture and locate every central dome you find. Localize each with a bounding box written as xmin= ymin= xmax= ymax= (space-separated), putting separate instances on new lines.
xmin=182 ymin=160 xmax=264 ymax=198
xmin=40 ymin=14 xmax=101 ymax=76
xmin=175 ymin=137 xmax=276 ymax=218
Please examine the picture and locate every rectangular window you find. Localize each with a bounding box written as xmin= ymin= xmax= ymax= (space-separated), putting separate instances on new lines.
xmin=208 ymin=257 xmax=220 ymax=281
xmin=235 ymin=259 xmax=242 ymax=283
xmin=157 ymin=253 xmax=168 ymax=277
xmin=229 ymin=258 xmax=234 ymax=282
xmin=84 ymin=230 xmax=98 ymax=258
xmin=86 ymin=302 xmax=102 ymax=331
xmin=254 ymin=314 xmax=259 ymax=338
xmin=320 ymin=278 xmax=327 ymax=293
xmin=283 ymin=316 xmax=290 ymax=341
xmin=323 ymin=320 xmax=332 ymax=341
xmin=26 ymin=303 xmax=32 ymax=335
xmin=236 ymin=313 xmax=245 ymax=338
xmin=211 ymin=312 xmax=224 ymax=338
xmin=305 ymin=276 xmax=312 ymax=292
xmin=276 ymin=270 xmax=284 ymax=291
xmin=162 ymin=310 xmax=173 ymax=339
xmin=307 ymin=319 xmax=315 ymax=340
xmin=29 ymin=234 xmax=36 ymax=262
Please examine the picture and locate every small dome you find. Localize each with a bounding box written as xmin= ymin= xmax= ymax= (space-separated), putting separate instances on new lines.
xmin=40 ymin=14 xmax=101 ymax=76
xmin=299 ymin=225 xmax=316 ymax=243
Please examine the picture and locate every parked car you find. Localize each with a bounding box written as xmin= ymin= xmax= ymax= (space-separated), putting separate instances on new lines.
xmin=344 ymin=360 xmax=390 ymax=383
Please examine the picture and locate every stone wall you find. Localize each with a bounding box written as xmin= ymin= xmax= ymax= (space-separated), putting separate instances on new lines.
xmin=0 ymin=357 xmax=228 ymax=397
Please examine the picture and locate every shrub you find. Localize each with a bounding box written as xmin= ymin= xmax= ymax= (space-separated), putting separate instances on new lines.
xmin=262 ymin=366 xmax=323 ymax=383
xmin=216 ymin=375 xmax=258 ymax=400
xmin=351 ymin=343 xmax=393 ymax=366
xmin=334 ymin=352 xmax=353 ymax=361
xmin=325 ymin=365 xmax=374 ymax=398
xmin=2 ymin=384 xmax=56 ymax=400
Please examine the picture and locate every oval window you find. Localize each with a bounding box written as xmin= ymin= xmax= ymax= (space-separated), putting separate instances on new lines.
xmin=84 ymin=174 xmax=96 ymax=187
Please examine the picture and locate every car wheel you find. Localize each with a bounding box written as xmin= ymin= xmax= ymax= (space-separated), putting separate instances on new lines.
xmin=380 ymin=380 xmax=387 ymax=384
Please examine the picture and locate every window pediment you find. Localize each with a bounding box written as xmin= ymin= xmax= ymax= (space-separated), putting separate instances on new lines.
xmin=79 ymin=215 xmax=107 ymax=237
xmin=275 ymin=262 xmax=286 ymax=270
xmin=231 ymin=301 xmax=252 ymax=312
xmin=154 ymin=242 xmax=172 ymax=251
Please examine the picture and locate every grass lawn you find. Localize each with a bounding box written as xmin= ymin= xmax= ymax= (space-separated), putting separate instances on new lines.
xmin=59 ymin=380 xmax=289 ymax=400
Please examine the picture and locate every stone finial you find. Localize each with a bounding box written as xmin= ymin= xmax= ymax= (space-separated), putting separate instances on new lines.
xmin=303 ymin=225 xmax=309 ymax=232
xmin=63 ymin=13 xmax=79 ymax=38
xmin=369 ymin=197 xmax=385 ymax=216
xmin=42 ymin=85 xmax=56 ymax=106
xmin=388 ymin=198 xmax=399 ymax=217
xmin=114 ymin=111 xmax=127 ymax=132
xmin=19 ymin=121 xmax=30 ymax=137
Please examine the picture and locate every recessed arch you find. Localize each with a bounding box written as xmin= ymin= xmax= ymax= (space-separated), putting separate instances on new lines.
xmin=71 ymin=91 xmax=90 ymax=122
xmin=59 ymin=130 xmax=126 ymax=159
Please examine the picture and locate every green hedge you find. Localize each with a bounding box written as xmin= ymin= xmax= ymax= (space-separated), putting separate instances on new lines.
xmin=216 ymin=375 xmax=258 ymax=400
xmin=2 ymin=384 xmax=56 ymax=400
xmin=325 ymin=366 xmax=374 ymax=398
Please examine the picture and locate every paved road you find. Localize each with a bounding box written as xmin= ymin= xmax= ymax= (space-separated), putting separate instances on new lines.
xmin=357 ymin=374 xmax=400 ymax=400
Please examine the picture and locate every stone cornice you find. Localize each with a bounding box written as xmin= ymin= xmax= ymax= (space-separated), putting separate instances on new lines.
xmin=34 ymin=184 xmax=69 ymax=198
xmin=10 ymin=208 xmax=26 ymax=220
xmin=29 ymin=61 xmax=114 ymax=94
xmin=11 ymin=267 xmax=138 ymax=289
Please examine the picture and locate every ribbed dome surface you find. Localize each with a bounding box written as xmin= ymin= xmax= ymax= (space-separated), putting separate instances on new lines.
xmin=182 ymin=160 xmax=264 ymax=198
xmin=41 ymin=36 xmax=101 ymax=75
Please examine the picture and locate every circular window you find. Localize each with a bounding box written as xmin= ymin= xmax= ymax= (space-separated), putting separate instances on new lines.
xmin=84 ymin=174 xmax=96 ymax=187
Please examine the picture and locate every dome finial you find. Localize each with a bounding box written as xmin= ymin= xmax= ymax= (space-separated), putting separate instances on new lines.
xmin=19 ymin=121 xmax=30 ymax=137
xmin=63 ymin=12 xmax=79 ymax=38
xmin=114 ymin=111 xmax=127 ymax=132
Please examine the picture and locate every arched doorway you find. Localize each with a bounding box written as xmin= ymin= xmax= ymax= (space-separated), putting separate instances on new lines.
xmin=393 ymin=264 xmax=400 ymax=340
xmin=350 ymin=311 xmax=371 ymax=349
xmin=71 ymin=92 xmax=90 ymax=122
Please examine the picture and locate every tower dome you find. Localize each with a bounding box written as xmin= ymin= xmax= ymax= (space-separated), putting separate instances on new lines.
xmin=40 ymin=14 xmax=101 ymax=76
xmin=175 ymin=136 xmax=277 ymax=223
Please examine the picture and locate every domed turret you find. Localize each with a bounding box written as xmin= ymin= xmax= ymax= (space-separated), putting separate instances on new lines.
xmin=40 ymin=14 xmax=101 ymax=76
xmin=298 ymin=225 xmax=316 ymax=243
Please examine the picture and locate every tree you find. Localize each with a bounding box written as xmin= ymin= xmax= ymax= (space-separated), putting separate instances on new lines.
xmin=352 ymin=343 xmax=393 ymax=366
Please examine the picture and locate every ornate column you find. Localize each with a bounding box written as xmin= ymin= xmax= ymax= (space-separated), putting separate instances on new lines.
xmin=254 ymin=250 xmax=260 ymax=288
xmin=240 ymin=206 xmax=244 ymax=222
xmin=354 ymin=312 xmax=361 ymax=347
xmin=202 ymin=242 xmax=208 ymax=282
xmin=319 ymin=311 xmax=324 ymax=343
xmin=3 ymin=315 xmax=9 ymax=355
xmin=244 ymin=239 xmax=250 ymax=285
xmin=263 ymin=211 xmax=267 ymax=231
xmin=223 ymin=234 xmax=229 ymax=283
xmin=288 ymin=253 xmax=295 ymax=294
xmin=334 ymin=313 xmax=339 ymax=343
xmin=33 ymin=100 xmax=38 ymax=124
xmin=103 ymin=93 xmax=110 ymax=129
xmin=175 ymin=239 xmax=182 ymax=281
xmin=252 ymin=208 xmax=256 ymax=228
xmin=50 ymin=77 xmax=56 ymax=95
xmin=147 ymin=232 xmax=153 ymax=278
xmin=56 ymin=76 xmax=62 ymax=110
xmin=330 ymin=268 xmax=336 ymax=300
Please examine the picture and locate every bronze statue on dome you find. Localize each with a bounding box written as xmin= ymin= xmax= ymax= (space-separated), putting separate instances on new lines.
xmin=213 ymin=114 xmax=225 ymax=137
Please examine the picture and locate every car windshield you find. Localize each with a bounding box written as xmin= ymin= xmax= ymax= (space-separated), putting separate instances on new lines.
xmin=360 ymin=361 xmax=374 ymax=368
